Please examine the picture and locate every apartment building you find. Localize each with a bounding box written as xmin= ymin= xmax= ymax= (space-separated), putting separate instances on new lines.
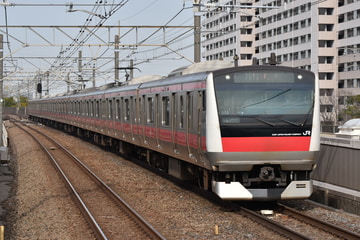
xmin=202 ymin=0 xmax=360 ymax=129
xmin=202 ymin=0 xmax=255 ymax=65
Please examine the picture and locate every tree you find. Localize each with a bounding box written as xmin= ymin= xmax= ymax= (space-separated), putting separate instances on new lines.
xmin=344 ymin=95 xmax=360 ymax=118
xmin=4 ymin=97 xmax=16 ymax=107
xmin=4 ymin=96 xmax=28 ymax=107
xmin=19 ymin=96 xmax=28 ymax=107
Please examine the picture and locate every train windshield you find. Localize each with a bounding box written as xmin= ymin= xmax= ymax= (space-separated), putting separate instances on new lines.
xmin=213 ymin=69 xmax=315 ymax=126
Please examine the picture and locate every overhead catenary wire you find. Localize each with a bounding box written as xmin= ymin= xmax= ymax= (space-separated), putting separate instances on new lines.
xmin=1 ymin=0 xmax=196 ymax=95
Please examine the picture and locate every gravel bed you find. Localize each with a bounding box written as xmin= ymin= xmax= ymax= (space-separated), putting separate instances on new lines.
xmin=4 ymin=120 xmax=94 ymax=239
xmin=2 ymin=119 xmax=360 ymax=239
xmin=282 ymin=200 xmax=360 ymax=235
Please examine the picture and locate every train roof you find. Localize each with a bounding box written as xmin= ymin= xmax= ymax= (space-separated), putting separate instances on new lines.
xmin=30 ymin=62 xmax=314 ymax=102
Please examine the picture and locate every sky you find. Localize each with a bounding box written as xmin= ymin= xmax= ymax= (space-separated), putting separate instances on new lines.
xmin=0 ymin=0 xmax=198 ymax=96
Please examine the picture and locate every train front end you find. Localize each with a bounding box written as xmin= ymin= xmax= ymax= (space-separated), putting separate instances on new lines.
xmin=206 ymin=66 xmax=320 ymax=201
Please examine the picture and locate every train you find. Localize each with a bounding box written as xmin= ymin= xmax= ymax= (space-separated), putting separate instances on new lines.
xmin=28 ymin=61 xmax=320 ymax=201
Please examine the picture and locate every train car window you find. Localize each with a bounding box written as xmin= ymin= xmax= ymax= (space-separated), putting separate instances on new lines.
xmin=115 ymin=99 xmax=120 ymax=120
xmin=133 ymin=97 xmax=138 ymax=123
xmin=96 ymin=100 xmax=100 ymax=118
xmin=78 ymin=101 xmax=80 ymax=115
xmin=171 ymin=93 xmax=175 ymax=127
xmin=119 ymin=97 xmax=124 ymax=121
xmin=147 ymin=97 xmax=154 ymax=124
xmin=162 ymin=96 xmax=170 ymax=126
xmin=179 ymin=95 xmax=184 ymax=129
xmin=80 ymin=101 xmax=83 ymax=115
xmin=89 ymin=101 xmax=93 ymax=117
xmin=131 ymin=97 xmax=134 ymax=122
xmin=86 ymin=101 xmax=89 ymax=116
xmin=138 ymin=96 xmax=143 ymax=124
xmin=202 ymin=90 xmax=206 ymax=111
xmin=102 ymin=100 xmax=106 ymax=119
xmin=187 ymin=92 xmax=193 ymax=130
xmin=76 ymin=101 xmax=78 ymax=114
xmin=92 ymin=101 xmax=94 ymax=117
xmin=108 ymin=99 xmax=113 ymax=119
xmin=124 ymin=98 xmax=130 ymax=121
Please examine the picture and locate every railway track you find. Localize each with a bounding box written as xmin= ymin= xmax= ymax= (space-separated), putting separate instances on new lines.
xmin=238 ymin=203 xmax=360 ymax=240
xmin=12 ymin=120 xmax=166 ymax=240
xmin=276 ymin=202 xmax=360 ymax=240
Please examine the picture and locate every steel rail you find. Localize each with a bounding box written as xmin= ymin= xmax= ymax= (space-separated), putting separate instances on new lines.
xmin=277 ymin=203 xmax=360 ymax=240
xmin=240 ymin=207 xmax=312 ymax=240
xmin=16 ymin=120 xmax=166 ymax=240
xmin=12 ymin=121 xmax=108 ymax=240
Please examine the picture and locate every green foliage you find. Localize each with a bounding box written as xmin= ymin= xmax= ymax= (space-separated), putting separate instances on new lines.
xmin=4 ymin=97 xmax=16 ymax=107
xmin=4 ymin=96 xmax=28 ymax=107
xmin=19 ymin=96 xmax=28 ymax=107
xmin=345 ymin=95 xmax=360 ymax=118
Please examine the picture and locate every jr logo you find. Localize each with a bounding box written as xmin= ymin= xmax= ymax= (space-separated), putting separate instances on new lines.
xmin=303 ymin=130 xmax=311 ymax=136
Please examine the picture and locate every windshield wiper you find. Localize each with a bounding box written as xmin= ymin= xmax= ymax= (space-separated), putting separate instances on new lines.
xmin=279 ymin=118 xmax=302 ymax=127
xmin=255 ymin=117 xmax=276 ymax=127
xmin=241 ymin=88 xmax=292 ymax=109
xmin=301 ymin=108 xmax=313 ymax=126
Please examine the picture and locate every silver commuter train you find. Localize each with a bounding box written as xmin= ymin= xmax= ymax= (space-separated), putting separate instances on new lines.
xmin=28 ymin=61 xmax=320 ymax=201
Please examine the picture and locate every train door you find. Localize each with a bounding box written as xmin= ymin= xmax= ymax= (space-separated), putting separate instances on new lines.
xmin=123 ymin=97 xmax=131 ymax=139
xmin=108 ymin=98 xmax=115 ymax=136
xmin=159 ymin=93 xmax=173 ymax=154
xmin=187 ymin=91 xmax=203 ymax=160
xmin=144 ymin=95 xmax=156 ymax=148
xmin=170 ymin=93 xmax=176 ymax=154
xmin=173 ymin=93 xmax=186 ymax=158
xmin=133 ymin=95 xmax=141 ymax=144
xmin=186 ymin=92 xmax=193 ymax=158
xmin=155 ymin=94 xmax=160 ymax=149
xmin=130 ymin=96 xmax=137 ymax=142
xmin=114 ymin=97 xmax=121 ymax=137
xmin=138 ymin=95 xmax=146 ymax=146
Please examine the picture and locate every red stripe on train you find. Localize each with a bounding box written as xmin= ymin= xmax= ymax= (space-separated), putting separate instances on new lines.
xmin=221 ymin=136 xmax=311 ymax=152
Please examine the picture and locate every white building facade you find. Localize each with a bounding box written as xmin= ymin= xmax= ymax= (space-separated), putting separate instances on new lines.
xmin=202 ymin=0 xmax=360 ymax=130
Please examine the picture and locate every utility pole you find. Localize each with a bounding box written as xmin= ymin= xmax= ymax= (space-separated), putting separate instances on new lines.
xmin=114 ymin=35 xmax=119 ymax=84
xmin=129 ymin=59 xmax=134 ymax=80
xmin=193 ymin=0 xmax=201 ymax=63
xmin=78 ymin=50 xmax=84 ymax=90
xmin=92 ymin=64 xmax=96 ymax=87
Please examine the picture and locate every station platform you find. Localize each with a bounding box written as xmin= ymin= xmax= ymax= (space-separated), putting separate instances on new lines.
xmin=311 ymin=180 xmax=360 ymax=215
xmin=310 ymin=131 xmax=360 ymax=215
